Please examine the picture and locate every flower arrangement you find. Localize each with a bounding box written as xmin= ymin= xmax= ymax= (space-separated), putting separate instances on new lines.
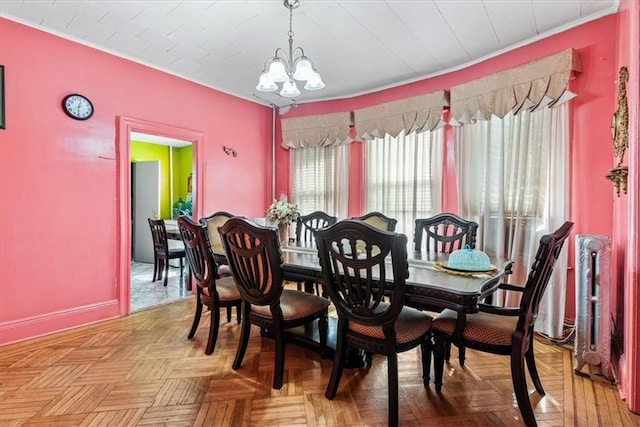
xmin=266 ymin=198 xmax=299 ymax=225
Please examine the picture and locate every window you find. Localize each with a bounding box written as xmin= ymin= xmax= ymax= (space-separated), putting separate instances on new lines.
xmin=290 ymin=145 xmax=348 ymax=218
xmin=455 ymin=103 xmax=570 ymax=338
xmin=455 ymin=105 xmax=568 ymax=256
xmin=459 ymin=110 xmax=555 ymax=218
xmin=364 ymin=130 xmax=443 ymax=236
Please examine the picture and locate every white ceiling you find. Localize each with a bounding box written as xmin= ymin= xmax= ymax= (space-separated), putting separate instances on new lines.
xmin=130 ymin=131 xmax=192 ymax=147
xmin=1 ymin=0 xmax=619 ymax=108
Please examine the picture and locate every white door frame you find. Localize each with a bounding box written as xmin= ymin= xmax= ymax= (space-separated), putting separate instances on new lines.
xmin=116 ymin=116 xmax=204 ymax=315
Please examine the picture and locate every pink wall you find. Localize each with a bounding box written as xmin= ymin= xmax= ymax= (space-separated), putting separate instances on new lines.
xmin=0 ymin=19 xmax=272 ymax=344
xmin=274 ymin=13 xmax=640 ymax=408
xmin=615 ymin=0 xmax=640 ymax=414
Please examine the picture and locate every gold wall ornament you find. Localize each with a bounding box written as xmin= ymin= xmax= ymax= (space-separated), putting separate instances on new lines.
xmin=606 ymin=66 xmax=629 ymax=197
xmin=611 ymin=66 xmax=629 ymax=162
xmin=605 ymin=165 xmax=628 ymax=197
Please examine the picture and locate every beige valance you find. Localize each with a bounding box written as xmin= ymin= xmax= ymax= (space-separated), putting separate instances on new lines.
xmin=450 ymin=48 xmax=582 ymax=124
xmin=281 ymin=111 xmax=353 ymax=149
xmin=353 ymin=90 xmax=449 ymax=140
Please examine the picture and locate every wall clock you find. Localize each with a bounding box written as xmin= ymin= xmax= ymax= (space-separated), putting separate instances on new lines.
xmin=62 ymin=93 xmax=94 ymax=120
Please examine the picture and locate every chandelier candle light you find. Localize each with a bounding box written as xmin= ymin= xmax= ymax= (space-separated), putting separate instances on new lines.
xmin=256 ymin=0 xmax=325 ymax=98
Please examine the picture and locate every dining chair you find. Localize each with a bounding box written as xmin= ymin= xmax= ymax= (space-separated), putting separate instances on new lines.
xmin=414 ymin=212 xmax=479 ymax=365
xmin=295 ymin=210 xmax=338 ymax=244
xmin=352 ymin=211 xmax=397 ymax=232
xmin=316 ymin=219 xmax=433 ymax=427
xmin=148 ymin=218 xmax=185 ymax=287
xmin=431 ymin=221 xmax=574 ymax=427
xmin=218 ymin=217 xmax=330 ymax=390
xmin=200 ymin=211 xmax=235 ymax=277
xmin=294 ymin=210 xmax=338 ymax=294
xmin=178 ymin=216 xmax=242 ymax=355
xmin=414 ymin=212 xmax=479 ymax=253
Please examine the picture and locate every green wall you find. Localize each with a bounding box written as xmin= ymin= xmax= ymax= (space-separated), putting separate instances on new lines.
xmin=130 ymin=141 xmax=193 ymax=219
xmin=173 ymin=145 xmax=193 ymax=205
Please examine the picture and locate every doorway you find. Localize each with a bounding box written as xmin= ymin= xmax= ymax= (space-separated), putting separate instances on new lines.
xmin=116 ymin=116 xmax=204 ymax=316
xmin=130 ymin=132 xmax=193 ymax=312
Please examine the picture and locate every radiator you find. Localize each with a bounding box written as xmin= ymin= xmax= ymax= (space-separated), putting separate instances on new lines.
xmin=573 ymin=234 xmax=615 ymax=382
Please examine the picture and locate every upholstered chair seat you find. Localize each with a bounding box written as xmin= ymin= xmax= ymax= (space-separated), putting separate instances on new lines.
xmin=432 ymin=308 xmax=518 ymax=346
xmin=251 ymin=289 xmax=330 ymax=321
xmin=201 ymin=276 xmax=241 ymax=301
xmin=348 ymin=304 xmax=432 ymax=344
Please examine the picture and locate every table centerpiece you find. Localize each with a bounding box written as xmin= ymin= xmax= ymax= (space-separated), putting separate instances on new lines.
xmin=266 ymin=197 xmax=299 ymax=247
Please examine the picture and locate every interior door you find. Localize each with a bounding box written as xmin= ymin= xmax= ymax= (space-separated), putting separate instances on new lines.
xmin=132 ymin=161 xmax=160 ymax=263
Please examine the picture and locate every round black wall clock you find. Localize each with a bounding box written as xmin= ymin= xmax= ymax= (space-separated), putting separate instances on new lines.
xmin=62 ymin=93 xmax=94 ymax=120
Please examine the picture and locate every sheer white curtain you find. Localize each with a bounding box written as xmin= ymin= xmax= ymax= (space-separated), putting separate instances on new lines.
xmin=455 ymin=104 xmax=569 ymax=338
xmin=364 ymin=130 xmax=443 ymax=237
xmin=290 ymin=145 xmax=349 ymax=219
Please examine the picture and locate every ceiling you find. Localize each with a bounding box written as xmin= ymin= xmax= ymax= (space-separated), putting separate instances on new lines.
xmin=130 ymin=131 xmax=192 ymax=147
xmin=1 ymin=0 xmax=619 ymax=108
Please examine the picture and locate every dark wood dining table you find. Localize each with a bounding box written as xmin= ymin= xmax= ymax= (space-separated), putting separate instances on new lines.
xmin=211 ymin=241 xmax=511 ymax=364
xmin=279 ymin=245 xmax=510 ymax=313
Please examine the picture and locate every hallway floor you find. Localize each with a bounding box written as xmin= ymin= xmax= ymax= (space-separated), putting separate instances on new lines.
xmin=130 ymin=261 xmax=190 ymax=312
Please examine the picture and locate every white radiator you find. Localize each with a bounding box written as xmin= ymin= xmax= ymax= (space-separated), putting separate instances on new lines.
xmin=573 ymin=234 xmax=615 ymax=382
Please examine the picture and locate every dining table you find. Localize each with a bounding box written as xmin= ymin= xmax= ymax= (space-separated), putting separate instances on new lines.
xmin=211 ymin=240 xmax=512 ymax=366
xmin=279 ymin=245 xmax=510 ymax=312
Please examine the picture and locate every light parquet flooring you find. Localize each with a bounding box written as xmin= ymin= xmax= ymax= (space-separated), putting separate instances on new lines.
xmin=1 ymin=297 xmax=639 ymax=427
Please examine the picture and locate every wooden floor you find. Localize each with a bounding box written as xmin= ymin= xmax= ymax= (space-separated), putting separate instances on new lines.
xmin=1 ymin=297 xmax=639 ymax=427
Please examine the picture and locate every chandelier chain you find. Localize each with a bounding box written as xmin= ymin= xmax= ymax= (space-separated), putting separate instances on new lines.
xmin=288 ymin=5 xmax=294 ymax=39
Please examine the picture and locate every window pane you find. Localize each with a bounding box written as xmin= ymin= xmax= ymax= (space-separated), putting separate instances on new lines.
xmin=364 ymin=130 xmax=443 ymax=236
xmin=290 ymin=145 xmax=348 ymax=217
xmin=455 ymin=106 xmax=569 ymax=282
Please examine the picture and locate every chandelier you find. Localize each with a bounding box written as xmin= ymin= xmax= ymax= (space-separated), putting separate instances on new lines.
xmin=256 ymin=0 xmax=325 ymax=98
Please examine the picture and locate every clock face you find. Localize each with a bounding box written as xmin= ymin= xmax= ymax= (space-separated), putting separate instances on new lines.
xmin=62 ymin=94 xmax=94 ymax=120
